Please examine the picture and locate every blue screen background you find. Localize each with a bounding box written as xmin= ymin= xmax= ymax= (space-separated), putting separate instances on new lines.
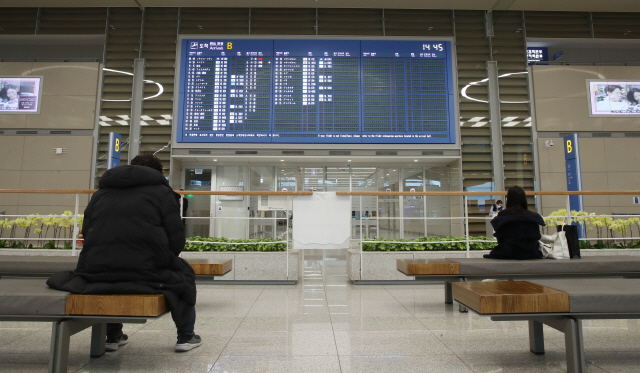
xmin=177 ymin=39 xmax=455 ymax=144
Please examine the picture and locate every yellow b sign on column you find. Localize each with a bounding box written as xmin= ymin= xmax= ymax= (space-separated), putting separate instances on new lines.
xmin=107 ymin=132 xmax=122 ymax=169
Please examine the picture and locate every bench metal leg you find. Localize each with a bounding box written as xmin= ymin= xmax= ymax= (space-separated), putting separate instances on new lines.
xmin=90 ymin=323 xmax=106 ymax=358
xmin=49 ymin=321 xmax=71 ymax=373
xmin=544 ymin=318 xmax=586 ymax=373
xmin=49 ymin=319 xmax=96 ymax=373
xmin=445 ymin=281 xmax=453 ymax=304
xmin=564 ymin=318 xmax=586 ymax=373
xmin=457 ymin=279 xmax=468 ymax=312
xmin=528 ymin=320 xmax=545 ymax=354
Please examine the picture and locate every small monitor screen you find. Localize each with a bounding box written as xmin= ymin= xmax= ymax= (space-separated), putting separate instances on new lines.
xmin=588 ymin=81 xmax=640 ymax=116
xmin=0 ymin=77 xmax=42 ymax=114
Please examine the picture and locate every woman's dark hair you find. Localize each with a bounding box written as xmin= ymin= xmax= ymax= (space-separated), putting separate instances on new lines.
xmin=496 ymin=200 xmax=503 ymax=205
xmin=130 ymin=153 xmax=163 ymax=173
xmin=627 ymin=88 xmax=640 ymax=105
xmin=605 ymin=85 xmax=622 ymax=94
xmin=505 ymin=186 xmax=528 ymax=210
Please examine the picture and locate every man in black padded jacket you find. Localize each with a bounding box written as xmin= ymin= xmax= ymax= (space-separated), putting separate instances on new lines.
xmin=47 ymin=154 xmax=201 ymax=352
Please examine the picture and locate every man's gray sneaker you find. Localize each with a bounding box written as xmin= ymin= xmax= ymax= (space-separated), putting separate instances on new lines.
xmin=105 ymin=334 xmax=128 ymax=352
xmin=175 ymin=333 xmax=202 ymax=352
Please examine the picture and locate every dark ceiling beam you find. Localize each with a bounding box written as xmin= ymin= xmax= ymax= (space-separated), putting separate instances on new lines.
xmin=491 ymin=0 xmax=517 ymax=11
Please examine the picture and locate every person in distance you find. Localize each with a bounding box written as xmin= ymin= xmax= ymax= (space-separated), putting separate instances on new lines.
xmin=489 ymin=199 xmax=503 ymax=215
xmin=483 ymin=186 xmax=545 ymax=260
xmin=47 ymin=154 xmax=201 ymax=352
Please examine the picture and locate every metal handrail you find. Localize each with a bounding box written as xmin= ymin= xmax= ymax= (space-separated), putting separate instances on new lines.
xmin=0 ymin=189 xmax=311 ymax=196
xmin=337 ymin=190 xmax=640 ymax=196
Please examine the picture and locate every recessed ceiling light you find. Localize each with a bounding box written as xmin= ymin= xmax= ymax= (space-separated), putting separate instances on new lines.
xmin=414 ymin=160 xmax=418 ymax=162
xmin=214 ymin=159 xmax=218 ymax=161
xmin=280 ymin=160 xmax=284 ymax=162
xmin=348 ymin=160 xmax=351 ymax=162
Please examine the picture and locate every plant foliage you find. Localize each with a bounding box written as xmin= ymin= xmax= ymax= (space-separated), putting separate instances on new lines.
xmin=184 ymin=236 xmax=287 ymax=252
xmin=361 ymin=236 xmax=497 ymax=251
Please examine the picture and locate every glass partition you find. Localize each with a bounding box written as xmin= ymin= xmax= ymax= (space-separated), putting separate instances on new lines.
xmin=402 ymin=168 xmax=425 ymax=239
xmin=214 ymin=166 xmax=248 ymax=239
xmin=183 ymin=164 xmax=455 ymax=242
xmin=377 ymin=168 xmax=400 ymax=239
xmin=184 ymin=168 xmax=212 ymax=238
xmin=351 ymin=167 xmax=378 ymax=239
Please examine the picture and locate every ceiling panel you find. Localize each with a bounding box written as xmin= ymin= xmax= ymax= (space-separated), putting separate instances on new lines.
xmin=1 ymin=0 xmax=496 ymax=10
xmin=4 ymin=0 xmax=640 ymax=12
xmin=509 ymin=0 xmax=640 ymax=12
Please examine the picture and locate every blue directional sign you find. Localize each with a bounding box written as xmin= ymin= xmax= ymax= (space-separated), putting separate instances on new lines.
xmin=107 ymin=132 xmax=122 ymax=170
xmin=564 ymin=133 xmax=584 ymax=237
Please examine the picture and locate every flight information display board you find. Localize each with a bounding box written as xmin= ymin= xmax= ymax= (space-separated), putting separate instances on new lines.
xmin=177 ymin=39 xmax=455 ymax=144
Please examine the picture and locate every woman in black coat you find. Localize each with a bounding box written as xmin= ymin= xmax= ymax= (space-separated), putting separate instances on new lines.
xmin=47 ymin=154 xmax=201 ymax=352
xmin=484 ymin=186 xmax=545 ymax=260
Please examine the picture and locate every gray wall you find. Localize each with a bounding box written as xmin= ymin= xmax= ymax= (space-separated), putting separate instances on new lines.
xmin=0 ymin=62 xmax=99 ymax=215
xmin=532 ymin=65 xmax=640 ymax=217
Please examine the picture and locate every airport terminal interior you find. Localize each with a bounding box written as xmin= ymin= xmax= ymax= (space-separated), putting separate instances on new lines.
xmin=2 ymin=0 xmax=640 ymax=372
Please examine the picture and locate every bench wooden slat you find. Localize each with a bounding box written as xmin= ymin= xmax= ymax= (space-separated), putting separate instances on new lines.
xmin=397 ymin=259 xmax=460 ymax=275
xmin=452 ymin=281 xmax=570 ymax=314
xmin=65 ymin=294 xmax=167 ymax=316
xmin=188 ymin=259 xmax=232 ymax=275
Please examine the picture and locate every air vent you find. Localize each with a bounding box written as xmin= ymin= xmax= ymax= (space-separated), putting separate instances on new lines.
xmin=282 ymin=151 xmax=304 ymax=155
xmin=50 ymin=130 xmax=71 ymax=135
xmin=0 ymin=131 xmax=4 ymax=135
xmin=329 ymin=151 xmax=351 ymax=155
xmin=376 ymin=151 xmax=397 ymax=156
xmin=558 ymin=133 xmax=574 ymax=137
xmin=592 ymin=133 xmax=611 ymax=138
xmin=422 ymin=151 xmax=444 ymax=156
xmin=235 ymin=150 xmax=257 ymax=154
xmin=624 ymin=133 xmax=640 ymax=138
xmin=188 ymin=150 xmax=211 ymax=155
xmin=16 ymin=130 xmax=38 ymax=135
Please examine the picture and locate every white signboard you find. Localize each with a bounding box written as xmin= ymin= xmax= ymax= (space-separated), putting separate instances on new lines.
xmin=258 ymin=195 xmax=291 ymax=211
xmin=293 ymin=193 xmax=351 ymax=250
xmin=219 ymin=186 xmax=244 ymax=200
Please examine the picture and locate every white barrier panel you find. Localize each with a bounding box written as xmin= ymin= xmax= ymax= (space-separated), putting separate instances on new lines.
xmin=292 ymin=192 xmax=351 ymax=250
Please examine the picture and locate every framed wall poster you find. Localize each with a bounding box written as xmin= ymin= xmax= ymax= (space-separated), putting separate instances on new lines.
xmin=587 ymin=80 xmax=640 ymax=117
xmin=0 ymin=76 xmax=43 ymax=114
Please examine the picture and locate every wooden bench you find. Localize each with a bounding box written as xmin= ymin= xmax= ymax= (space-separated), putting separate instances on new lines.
xmin=397 ymin=256 xmax=640 ymax=312
xmin=0 ymin=255 xmax=232 ymax=278
xmin=187 ymin=258 xmax=232 ymax=276
xmin=0 ymin=278 xmax=170 ymax=373
xmin=451 ymin=279 xmax=640 ymax=373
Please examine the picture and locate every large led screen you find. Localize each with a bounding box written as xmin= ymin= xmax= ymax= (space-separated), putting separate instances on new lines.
xmin=176 ymin=39 xmax=456 ymax=144
xmin=0 ymin=77 xmax=42 ymax=114
xmin=588 ymin=80 xmax=640 ymax=116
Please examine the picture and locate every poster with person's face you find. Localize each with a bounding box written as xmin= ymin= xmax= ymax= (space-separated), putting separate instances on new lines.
xmin=589 ymin=80 xmax=640 ymax=116
xmin=0 ymin=77 xmax=42 ymax=113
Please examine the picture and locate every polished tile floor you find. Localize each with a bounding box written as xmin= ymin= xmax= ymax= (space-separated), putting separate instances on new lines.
xmin=1 ymin=250 xmax=640 ymax=372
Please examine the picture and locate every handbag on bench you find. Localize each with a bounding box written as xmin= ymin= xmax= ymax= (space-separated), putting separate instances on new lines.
xmin=539 ymin=225 xmax=571 ymax=260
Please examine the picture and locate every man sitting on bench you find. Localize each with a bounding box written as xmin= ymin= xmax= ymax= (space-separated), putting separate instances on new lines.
xmin=47 ymin=154 xmax=202 ymax=352
xmin=484 ymin=186 xmax=545 ymax=260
